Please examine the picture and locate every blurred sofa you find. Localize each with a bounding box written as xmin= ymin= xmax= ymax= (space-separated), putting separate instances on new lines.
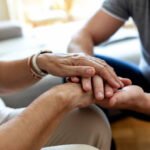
xmin=0 ymin=21 xmax=22 ymax=41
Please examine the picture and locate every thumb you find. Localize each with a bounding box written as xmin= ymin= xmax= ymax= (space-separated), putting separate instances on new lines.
xmin=110 ymin=90 xmax=128 ymax=109
xmin=119 ymin=77 xmax=132 ymax=86
xmin=65 ymin=66 xmax=95 ymax=77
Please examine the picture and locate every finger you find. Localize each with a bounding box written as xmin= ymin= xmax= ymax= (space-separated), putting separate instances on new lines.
xmin=107 ymin=65 xmax=124 ymax=87
xmin=80 ymin=58 xmax=121 ymax=88
xmin=72 ymin=55 xmax=121 ymax=88
xmin=93 ymin=58 xmax=123 ymax=88
xmin=119 ymin=77 xmax=132 ymax=86
xmin=109 ymin=91 xmax=125 ymax=109
xmin=70 ymin=77 xmax=80 ymax=83
xmin=104 ymin=83 xmax=114 ymax=98
xmin=97 ymin=98 xmax=117 ymax=109
xmin=63 ymin=66 xmax=95 ymax=77
xmin=81 ymin=78 xmax=92 ymax=92
xmin=93 ymin=75 xmax=104 ymax=101
xmin=66 ymin=77 xmax=71 ymax=82
xmin=97 ymin=65 xmax=120 ymax=88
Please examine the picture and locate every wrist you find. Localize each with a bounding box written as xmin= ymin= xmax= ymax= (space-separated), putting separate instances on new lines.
xmin=49 ymin=85 xmax=75 ymax=111
xmin=36 ymin=50 xmax=53 ymax=75
xmin=132 ymin=92 xmax=150 ymax=115
xmin=51 ymin=83 xmax=83 ymax=110
xmin=142 ymin=93 xmax=150 ymax=114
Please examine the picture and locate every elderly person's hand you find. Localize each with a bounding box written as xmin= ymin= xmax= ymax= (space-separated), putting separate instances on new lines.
xmin=37 ymin=52 xmax=123 ymax=88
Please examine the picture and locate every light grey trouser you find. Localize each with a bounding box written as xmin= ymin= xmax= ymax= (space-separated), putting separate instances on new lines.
xmin=4 ymin=105 xmax=112 ymax=150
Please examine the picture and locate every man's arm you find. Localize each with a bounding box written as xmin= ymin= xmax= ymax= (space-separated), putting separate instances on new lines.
xmin=0 ymin=83 xmax=94 ymax=150
xmin=68 ymin=9 xmax=124 ymax=55
xmin=68 ymin=9 xmax=125 ymax=99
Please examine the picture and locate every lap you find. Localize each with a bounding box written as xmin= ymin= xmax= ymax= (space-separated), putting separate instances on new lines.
xmin=45 ymin=105 xmax=111 ymax=150
xmin=3 ymin=104 xmax=111 ymax=150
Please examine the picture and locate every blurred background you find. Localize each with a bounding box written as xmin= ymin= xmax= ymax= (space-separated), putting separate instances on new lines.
xmin=5 ymin=0 xmax=101 ymax=27
xmin=0 ymin=0 xmax=104 ymax=59
xmin=0 ymin=0 xmax=138 ymax=61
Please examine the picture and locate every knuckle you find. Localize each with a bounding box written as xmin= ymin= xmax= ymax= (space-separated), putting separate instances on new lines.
xmin=110 ymin=66 xmax=115 ymax=72
xmin=72 ymin=55 xmax=86 ymax=64
xmin=100 ymin=65 xmax=106 ymax=70
xmin=100 ymin=66 xmax=107 ymax=74
xmin=94 ymin=75 xmax=102 ymax=81
xmin=101 ymin=59 xmax=106 ymax=64
xmin=75 ymin=69 xmax=81 ymax=75
xmin=109 ymin=65 xmax=113 ymax=70
xmin=95 ymin=87 xmax=101 ymax=93
xmin=99 ymin=59 xmax=107 ymax=65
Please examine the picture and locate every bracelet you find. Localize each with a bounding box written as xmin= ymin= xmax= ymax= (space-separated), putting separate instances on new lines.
xmin=28 ymin=55 xmax=42 ymax=79
xmin=32 ymin=53 xmax=47 ymax=77
xmin=28 ymin=50 xmax=52 ymax=79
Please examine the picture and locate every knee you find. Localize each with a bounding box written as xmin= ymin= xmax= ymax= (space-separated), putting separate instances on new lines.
xmin=47 ymin=105 xmax=111 ymax=150
xmin=67 ymin=105 xmax=112 ymax=149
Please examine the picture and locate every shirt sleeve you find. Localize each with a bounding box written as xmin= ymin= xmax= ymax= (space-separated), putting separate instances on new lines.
xmin=102 ymin=0 xmax=130 ymax=21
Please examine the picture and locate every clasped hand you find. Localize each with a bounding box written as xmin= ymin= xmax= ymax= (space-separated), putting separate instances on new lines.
xmin=37 ymin=52 xmax=122 ymax=88
xmin=37 ymin=52 xmax=130 ymax=100
xmin=37 ymin=52 xmax=148 ymax=112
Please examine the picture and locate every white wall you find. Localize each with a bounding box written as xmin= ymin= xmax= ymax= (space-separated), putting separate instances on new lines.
xmin=0 ymin=0 xmax=10 ymax=20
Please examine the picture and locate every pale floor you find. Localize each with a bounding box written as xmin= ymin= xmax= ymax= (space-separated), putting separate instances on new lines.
xmin=111 ymin=117 xmax=150 ymax=150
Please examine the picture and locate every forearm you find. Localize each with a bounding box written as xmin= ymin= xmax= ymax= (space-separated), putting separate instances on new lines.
xmin=141 ymin=93 xmax=150 ymax=115
xmin=68 ymin=10 xmax=124 ymax=56
xmin=0 ymin=89 xmax=70 ymax=150
xmin=128 ymin=92 xmax=150 ymax=115
xmin=0 ymin=58 xmax=40 ymax=93
xmin=68 ymin=29 xmax=95 ymax=55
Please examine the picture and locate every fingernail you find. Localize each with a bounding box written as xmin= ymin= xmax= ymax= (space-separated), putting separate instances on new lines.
xmin=120 ymin=81 xmax=124 ymax=87
xmin=97 ymin=92 xmax=104 ymax=100
xmin=106 ymin=91 xmax=113 ymax=97
xmin=84 ymin=85 xmax=91 ymax=91
xmin=115 ymin=83 xmax=120 ymax=88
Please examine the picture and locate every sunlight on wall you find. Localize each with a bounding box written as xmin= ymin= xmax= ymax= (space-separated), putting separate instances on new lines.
xmin=0 ymin=0 xmax=9 ymax=20
xmin=6 ymin=0 xmax=104 ymax=27
xmin=71 ymin=0 xmax=103 ymax=20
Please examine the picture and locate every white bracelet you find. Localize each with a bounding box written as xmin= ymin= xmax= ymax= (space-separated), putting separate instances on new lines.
xmin=32 ymin=53 xmax=47 ymax=77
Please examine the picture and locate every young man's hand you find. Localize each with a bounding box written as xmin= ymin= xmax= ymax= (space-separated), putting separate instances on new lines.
xmin=97 ymin=85 xmax=150 ymax=114
xmin=69 ymin=75 xmax=131 ymax=101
